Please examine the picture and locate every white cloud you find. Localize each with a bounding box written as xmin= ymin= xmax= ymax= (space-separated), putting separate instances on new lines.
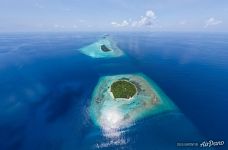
xmin=111 ymin=20 xmax=129 ymax=27
xmin=111 ymin=10 xmax=156 ymax=28
xmin=34 ymin=2 xmax=45 ymax=9
xmin=54 ymin=24 xmax=64 ymax=28
xmin=204 ymin=17 xmax=222 ymax=28
xmin=72 ymin=25 xmax=78 ymax=28
xmin=63 ymin=8 xmax=71 ymax=12
xmin=179 ymin=20 xmax=187 ymax=25
xmin=79 ymin=19 xmax=86 ymax=23
xmin=131 ymin=10 xmax=156 ymax=27
xmin=146 ymin=10 xmax=156 ymax=19
xmin=87 ymin=25 xmax=93 ymax=28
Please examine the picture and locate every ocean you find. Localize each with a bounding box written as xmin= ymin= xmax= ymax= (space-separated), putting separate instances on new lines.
xmin=0 ymin=32 xmax=227 ymax=150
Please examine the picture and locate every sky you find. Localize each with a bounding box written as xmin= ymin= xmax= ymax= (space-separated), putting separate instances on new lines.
xmin=0 ymin=0 xmax=228 ymax=32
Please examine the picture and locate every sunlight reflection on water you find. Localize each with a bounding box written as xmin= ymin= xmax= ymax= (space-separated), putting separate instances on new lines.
xmin=96 ymin=108 xmax=133 ymax=148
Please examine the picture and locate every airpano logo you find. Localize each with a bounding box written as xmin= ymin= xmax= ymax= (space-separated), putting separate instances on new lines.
xmin=176 ymin=140 xmax=225 ymax=148
xmin=200 ymin=140 xmax=224 ymax=148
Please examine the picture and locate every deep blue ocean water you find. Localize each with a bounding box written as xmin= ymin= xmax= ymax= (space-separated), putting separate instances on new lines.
xmin=0 ymin=32 xmax=227 ymax=150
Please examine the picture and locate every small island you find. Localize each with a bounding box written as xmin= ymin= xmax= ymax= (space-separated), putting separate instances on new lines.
xmin=111 ymin=80 xmax=136 ymax=99
xmin=89 ymin=74 xmax=177 ymax=131
xmin=79 ymin=36 xmax=124 ymax=58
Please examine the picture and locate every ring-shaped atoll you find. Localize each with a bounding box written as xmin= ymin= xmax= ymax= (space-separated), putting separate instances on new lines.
xmin=79 ymin=36 xmax=124 ymax=58
xmin=89 ymin=73 xmax=177 ymax=130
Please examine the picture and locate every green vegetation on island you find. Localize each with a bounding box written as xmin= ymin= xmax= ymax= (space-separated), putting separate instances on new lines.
xmin=101 ymin=44 xmax=111 ymax=52
xmin=111 ymin=80 xmax=137 ymax=99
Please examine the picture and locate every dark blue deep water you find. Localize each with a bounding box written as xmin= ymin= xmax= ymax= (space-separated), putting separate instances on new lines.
xmin=0 ymin=32 xmax=227 ymax=150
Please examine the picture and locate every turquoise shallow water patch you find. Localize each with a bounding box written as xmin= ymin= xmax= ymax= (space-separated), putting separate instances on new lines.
xmin=79 ymin=37 xmax=124 ymax=58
